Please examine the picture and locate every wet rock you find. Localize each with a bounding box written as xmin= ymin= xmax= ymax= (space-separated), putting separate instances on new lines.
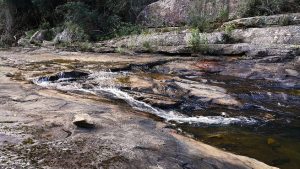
xmin=127 ymin=90 xmax=180 ymax=108
xmin=128 ymin=76 xmax=153 ymax=92
xmin=73 ymin=114 xmax=95 ymax=128
xmin=37 ymin=71 xmax=89 ymax=83
xmin=220 ymin=58 xmax=300 ymax=86
xmin=175 ymin=79 xmax=241 ymax=107
xmin=285 ymin=69 xmax=299 ymax=77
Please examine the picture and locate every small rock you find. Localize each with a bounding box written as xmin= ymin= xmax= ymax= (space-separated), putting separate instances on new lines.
xmin=17 ymin=38 xmax=31 ymax=47
xmin=5 ymin=73 xmax=14 ymax=77
xmin=73 ymin=114 xmax=95 ymax=128
xmin=285 ymin=69 xmax=299 ymax=77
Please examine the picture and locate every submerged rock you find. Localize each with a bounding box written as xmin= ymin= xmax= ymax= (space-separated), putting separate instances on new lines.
xmin=73 ymin=114 xmax=95 ymax=128
xmin=175 ymin=79 xmax=241 ymax=107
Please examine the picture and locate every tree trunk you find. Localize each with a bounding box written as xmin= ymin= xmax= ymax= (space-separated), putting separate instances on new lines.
xmin=1 ymin=0 xmax=15 ymax=44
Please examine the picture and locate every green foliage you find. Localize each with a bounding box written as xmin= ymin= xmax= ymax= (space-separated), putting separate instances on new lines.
xmin=77 ymin=42 xmax=94 ymax=52
xmin=39 ymin=21 xmax=51 ymax=30
xmin=25 ymin=30 xmax=37 ymax=39
xmin=0 ymin=41 xmax=5 ymax=48
xmin=142 ymin=41 xmax=153 ymax=52
xmin=188 ymin=29 xmax=208 ymax=53
xmin=217 ymin=8 xmax=229 ymax=23
xmin=64 ymin=22 xmax=89 ymax=42
xmin=55 ymin=2 xmax=98 ymax=39
xmin=116 ymin=47 xmax=127 ymax=54
xmin=278 ymin=16 xmax=291 ymax=26
xmin=97 ymin=22 xmax=143 ymax=41
xmin=188 ymin=12 xmax=212 ymax=33
xmin=114 ymin=22 xmax=142 ymax=37
xmin=224 ymin=23 xmax=236 ymax=35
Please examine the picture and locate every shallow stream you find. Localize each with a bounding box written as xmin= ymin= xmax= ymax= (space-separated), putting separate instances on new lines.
xmin=24 ymin=57 xmax=300 ymax=169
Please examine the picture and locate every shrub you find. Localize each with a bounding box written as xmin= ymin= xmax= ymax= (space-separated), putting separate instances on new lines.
xmin=25 ymin=30 xmax=37 ymax=39
xmin=224 ymin=23 xmax=236 ymax=35
xmin=142 ymin=41 xmax=153 ymax=52
xmin=188 ymin=29 xmax=208 ymax=53
xmin=55 ymin=2 xmax=98 ymax=40
xmin=279 ymin=16 xmax=291 ymax=26
xmin=114 ymin=22 xmax=143 ymax=37
xmin=64 ymin=22 xmax=89 ymax=42
xmin=217 ymin=8 xmax=229 ymax=23
xmin=78 ymin=42 xmax=94 ymax=52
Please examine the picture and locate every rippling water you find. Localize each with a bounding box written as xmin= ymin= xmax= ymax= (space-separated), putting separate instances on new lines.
xmin=32 ymin=70 xmax=300 ymax=169
xmin=33 ymin=71 xmax=257 ymax=125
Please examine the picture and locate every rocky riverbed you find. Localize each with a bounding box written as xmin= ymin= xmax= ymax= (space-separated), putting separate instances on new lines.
xmin=0 ymin=48 xmax=299 ymax=168
xmin=0 ymin=48 xmax=300 ymax=168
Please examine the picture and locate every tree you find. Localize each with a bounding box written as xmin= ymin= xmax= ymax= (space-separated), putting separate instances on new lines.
xmin=0 ymin=0 xmax=39 ymax=45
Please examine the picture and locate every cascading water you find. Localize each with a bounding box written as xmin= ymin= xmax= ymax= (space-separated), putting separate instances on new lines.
xmin=33 ymin=71 xmax=257 ymax=125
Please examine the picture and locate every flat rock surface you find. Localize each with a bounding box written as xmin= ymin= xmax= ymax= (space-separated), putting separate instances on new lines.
xmin=0 ymin=48 xmax=277 ymax=169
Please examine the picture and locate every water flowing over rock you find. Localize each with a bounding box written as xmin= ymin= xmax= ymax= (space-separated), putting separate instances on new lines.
xmin=0 ymin=49 xmax=292 ymax=168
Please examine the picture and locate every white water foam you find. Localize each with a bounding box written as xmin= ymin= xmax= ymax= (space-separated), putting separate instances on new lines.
xmin=33 ymin=71 xmax=258 ymax=125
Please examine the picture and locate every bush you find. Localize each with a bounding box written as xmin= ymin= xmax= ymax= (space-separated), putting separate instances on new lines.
xmin=64 ymin=22 xmax=89 ymax=42
xmin=142 ymin=41 xmax=153 ymax=52
xmin=188 ymin=29 xmax=208 ymax=53
xmin=114 ymin=22 xmax=142 ymax=37
xmin=55 ymin=2 xmax=98 ymax=40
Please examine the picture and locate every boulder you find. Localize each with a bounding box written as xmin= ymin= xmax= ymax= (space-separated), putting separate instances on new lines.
xmin=285 ymin=69 xmax=299 ymax=77
xmin=221 ymin=13 xmax=300 ymax=29
xmin=101 ymin=27 xmax=300 ymax=57
xmin=29 ymin=30 xmax=47 ymax=43
xmin=73 ymin=114 xmax=95 ymax=128
xmin=174 ymin=79 xmax=241 ymax=107
xmin=29 ymin=30 xmax=54 ymax=44
xmin=231 ymin=26 xmax=300 ymax=45
xmin=111 ymin=29 xmax=228 ymax=50
xmin=137 ymin=0 xmax=247 ymax=27
xmin=17 ymin=38 xmax=31 ymax=47
xmin=204 ymin=44 xmax=300 ymax=58
xmin=54 ymin=28 xmax=86 ymax=44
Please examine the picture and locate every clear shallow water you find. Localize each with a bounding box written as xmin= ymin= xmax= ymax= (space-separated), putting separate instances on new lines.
xmin=33 ymin=71 xmax=257 ymax=125
xmin=33 ymin=70 xmax=300 ymax=169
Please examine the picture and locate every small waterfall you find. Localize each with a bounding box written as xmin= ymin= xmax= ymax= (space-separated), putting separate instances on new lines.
xmin=33 ymin=71 xmax=258 ymax=125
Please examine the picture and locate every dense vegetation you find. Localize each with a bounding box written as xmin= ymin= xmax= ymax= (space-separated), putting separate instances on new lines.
xmin=0 ymin=0 xmax=155 ymax=46
xmin=1 ymin=0 xmax=300 ymax=47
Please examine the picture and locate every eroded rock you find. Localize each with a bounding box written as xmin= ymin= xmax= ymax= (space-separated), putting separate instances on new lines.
xmin=137 ymin=0 xmax=247 ymax=27
xmin=73 ymin=114 xmax=95 ymax=128
xmin=175 ymin=79 xmax=241 ymax=107
xmin=221 ymin=13 xmax=300 ymax=29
